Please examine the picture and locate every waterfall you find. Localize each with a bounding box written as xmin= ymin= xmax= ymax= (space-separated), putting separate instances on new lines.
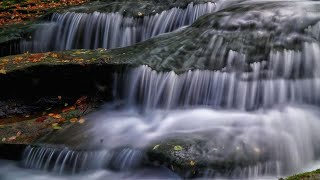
xmin=5 ymin=0 xmax=320 ymax=179
xmin=18 ymin=2 xmax=217 ymax=54
xmin=22 ymin=146 xmax=143 ymax=174
xmin=120 ymin=42 xmax=320 ymax=110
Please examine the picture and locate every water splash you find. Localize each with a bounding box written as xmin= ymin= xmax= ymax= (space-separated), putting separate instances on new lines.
xmin=87 ymin=105 xmax=320 ymax=177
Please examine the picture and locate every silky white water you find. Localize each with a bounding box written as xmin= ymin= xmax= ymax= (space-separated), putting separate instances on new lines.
xmin=18 ymin=2 xmax=219 ymax=53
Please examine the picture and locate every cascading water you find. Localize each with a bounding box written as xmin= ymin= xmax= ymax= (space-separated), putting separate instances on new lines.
xmin=17 ymin=2 xmax=217 ymax=54
xmin=22 ymin=146 xmax=143 ymax=173
xmin=2 ymin=0 xmax=320 ymax=180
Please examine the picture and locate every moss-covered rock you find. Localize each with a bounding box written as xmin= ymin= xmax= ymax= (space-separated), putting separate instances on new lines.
xmin=283 ymin=169 xmax=320 ymax=180
xmin=0 ymin=96 xmax=98 ymax=145
xmin=62 ymin=0 xmax=215 ymax=17
xmin=146 ymin=134 xmax=269 ymax=178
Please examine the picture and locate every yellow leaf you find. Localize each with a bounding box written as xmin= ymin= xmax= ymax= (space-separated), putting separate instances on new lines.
xmin=174 ymin=145 xmax=183 ymax=151
xmin=14 ymin=56 xmax=23 ymax=61
xmin=74 ymin=51 xmax=84 ymax=54
xmin=51 ymin=53 xmax=58 ymax=58
xmin=190 ymin=160 xmax=196 ymax=166
xmin=0 ymin=69 xmax=6 ymax=74
xmin=78 ymin=118 xmax=85 ymax=124
xmin=52 ymin=114 xmax=62 ymax=119
xmin=53 ymin=125 xmax=62 ymax=130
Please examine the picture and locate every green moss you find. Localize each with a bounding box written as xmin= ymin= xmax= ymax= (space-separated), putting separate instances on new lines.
xmin=285 ymin=169 xmax=320 ymax=180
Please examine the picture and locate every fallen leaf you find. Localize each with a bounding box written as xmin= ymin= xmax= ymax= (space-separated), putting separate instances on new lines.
xmin=78 ymin=118 xmax=85 ymax=124
xmin=58 ymin=118 xmax=66 ymax=122
xmin=52 ymin=123 xmax=62 ymax=129
xmin=2 ymin=138 xmax=6 ymax=142
xmin=52 ymin=125 xmax=62 ymax=130
xmin=0 ymin=69 xmax=6 ymax=74
xmin=8 ymin=136 xmax=16 ymax=141
xmin=190 ymin=160 xmax=196 ymax=166
xmin=52 ymin=114 xmax=62 ymax=119
xmin=76 ymin=96 xmax=87 ymax=105
xmin=16 ymin=131 xmax=21 ymax=137
xmin=62 ymin=106 xmax=75 ymax=112
xmin=174 ymin=145 xmax=183 ymax=151
xmin=153 ymin=144 xmax=160 ymax=150
xmin=50 ymin=53 xmax=58 ymax=58
xmin=70 ymin=118 xmax=78 ymax=123
xmin=35 ymin=116 xmax=47 ymax=123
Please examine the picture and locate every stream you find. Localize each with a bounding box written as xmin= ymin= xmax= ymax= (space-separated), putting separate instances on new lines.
xmin=2 ymin=0 xmax=320 ymax=179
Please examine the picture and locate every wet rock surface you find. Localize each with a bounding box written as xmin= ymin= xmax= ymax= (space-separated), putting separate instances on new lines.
xmin=146 ymin=134 xmax=270 ymax=178
xmin=62 ymin=0 xmax=215 ymax=17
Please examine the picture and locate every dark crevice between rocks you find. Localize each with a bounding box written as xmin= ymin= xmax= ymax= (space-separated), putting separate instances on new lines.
xmin=0 ymin=39 xmax=22 ymax=57
xmin=0 ymin=144 xmax=28 ymax=161
xmin=0 ymin=63 xmax=129 ymax=119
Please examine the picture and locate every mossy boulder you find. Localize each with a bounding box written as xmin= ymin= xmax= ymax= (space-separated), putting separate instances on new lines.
xmin=283 ymin=169 xmax=320 ymax=180
xmin=146 ymin=134 xmax=269 ymax=178
xmin=62 ymin=0 xmax=214 ymax=17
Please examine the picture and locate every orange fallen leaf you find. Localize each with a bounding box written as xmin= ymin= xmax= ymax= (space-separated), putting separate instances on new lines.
xmin=58 ymin=118 xmax=66 ymax=122
xmin=52 ymin=114 xmax=62 ymax=119
xmin=62 ymin=106 xmax=75 ymax=113
xmin=70 ymin=118 xmax=78 ymax=123
xmin=76 ymin=96 xmax=87 ymax=105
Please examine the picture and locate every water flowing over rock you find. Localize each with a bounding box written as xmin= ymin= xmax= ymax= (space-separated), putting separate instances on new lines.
xmin=22 ymin=146 xmax=144 ymax=173
xmin=119 ymin=43 xmax=320 ymax=110
xmin=2 ymin=0 xmax=320 ymax=179
xmin=17 ymin=2 xmax=218 ymax=54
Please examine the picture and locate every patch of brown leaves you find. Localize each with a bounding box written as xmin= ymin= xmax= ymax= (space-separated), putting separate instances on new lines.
xmin=0 ymin=0 xmax=88 ymax=26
